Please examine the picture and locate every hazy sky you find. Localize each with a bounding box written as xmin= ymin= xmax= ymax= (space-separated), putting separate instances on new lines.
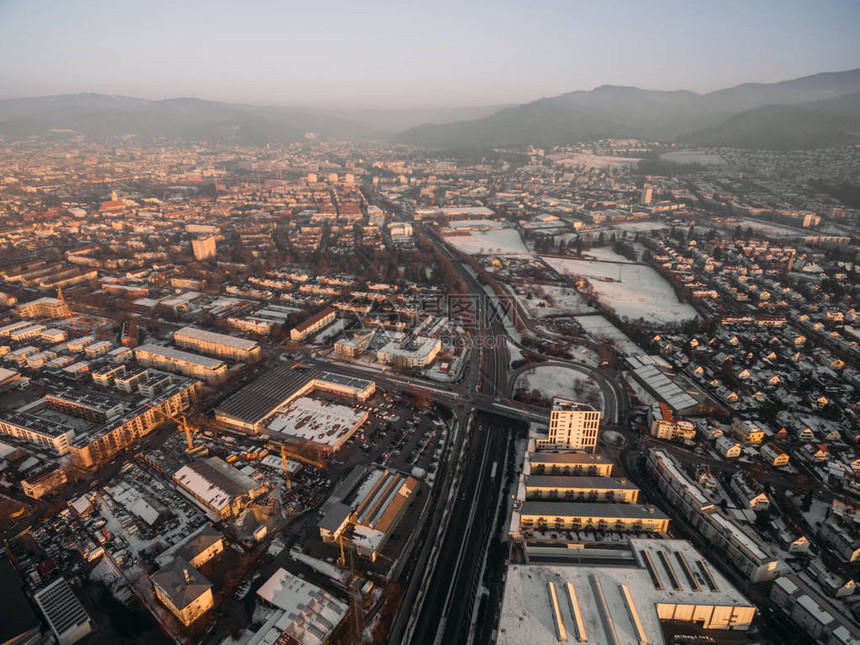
xmin=2 ymin=0 xmax=859 ymax=109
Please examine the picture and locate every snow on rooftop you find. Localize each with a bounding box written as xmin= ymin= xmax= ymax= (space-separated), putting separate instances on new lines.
xmin=256 ymin=568 xmax=348 ymax=644
xmin=267 ymin=397 xmax=367 ymax=449
xmin=498 ymin=539 xmax=754 ymax=645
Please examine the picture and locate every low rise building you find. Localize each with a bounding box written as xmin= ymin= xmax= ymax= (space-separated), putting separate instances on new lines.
xmin=134 ymin=343 xmax=228 ymax=384
xmin=151 ymin=557 xmax=214 ymax=627
xmin=647 ymin=449 xmax=780 ymax=582
xmin=770 ymin=574 xmax=860 ymax=644
xmin=318 ymin=467 xmax=418 ymax=561
xmin=173 ymin=457 xmax=267 ymax=521
xmin=732 ymin=419 xmax=765 ymax=445
xmin=377 ymin=335 xmax=441 ymax=368
xmin=290 ymin=307 xmax=335 ymax=342
xmin=497 ymin=539 xmax=756 ymax=645
xmin=524 ymin=476 xmax=639 ymax=503
xmin=174 ymin=326 xmax=262 ymax=362
xmin=22 ymin=467 xmax=68 ymax=499
xmin=716 ymin=435 xmax=742 ymax=458
xmin=515 ymin=502 xmax=669 ymax=534
xmin=267 ymin=397 xmax=368 ymax=454
xmin=17 ymin=296 xmax=71 ymax=319
xmin=253 ymin=569 xmax=348 ymax=644
xmin=32 ymin=577 xmax=94 ymax=645
xmin=761 ymin=442 xmax=790 ymax=467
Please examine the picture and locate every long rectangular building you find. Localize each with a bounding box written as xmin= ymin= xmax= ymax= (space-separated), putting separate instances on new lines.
xmin=173 ymin=457 xmax=266 ymax=521
xmin=524 ymin=476 xmax=640 ymax=503
xmin=647 ymin=449 xmax=780 ymax=582
xmin=70 ymin=378 xmax=201 ymax=468
xmin=134 ymin=343 xmax=228 ymax=384
xmin=517 ymin=502 xmax=669 ymax=533
xmin=497 ymin=539 xmax=756 ymax=645
xmin=215 ymin=363 xmax=374 ymax=433
xmin=174 ymin=326 xmax=262 ymax=362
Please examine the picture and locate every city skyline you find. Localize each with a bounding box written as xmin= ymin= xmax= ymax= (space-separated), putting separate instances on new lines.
xmin=2 ymin=0 xmax=859 ymax=109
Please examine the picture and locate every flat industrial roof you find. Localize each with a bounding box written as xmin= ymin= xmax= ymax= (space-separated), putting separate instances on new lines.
xmin=529 ymin=451 xmax=613 ymax=466
xmin=498 ymin=538 xmax=754 ymax=645
xmin=317 ymin=371 xmax=374 ymax=391
xmin=520 ymin=502 xmax=668 ymax=521
xmin=526 ymin=476 xmax=639 ymax=490
xmin=215 ymin=363 xmax=319 ymax=425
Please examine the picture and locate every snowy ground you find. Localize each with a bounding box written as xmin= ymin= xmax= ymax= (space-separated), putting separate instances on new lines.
xmin=607 ymin=220 xmax=669 ymax=233
xmin=542 ymin=255 xmax=698 ymax=323
xmin=519 ymin=285 xmax=596 ymax=318
xmin=583 ymin=246 xmax=639 ymax=264
xmin=554 ymin=153 xmax=641 ymax=168
xmin=513 ymin=365 xmax=604 ymax=414
xmin=738 ymin=218 xmax=805 ymax=238
xmin=507 ymin=340 xmax=524 ymax=365
xmin=661 ymin=150 xmax=726 ymax=165
xmin=444 ymin=228 xmax=529 ymax=255
xmin=313 ymin=318 xmax=347 ymax=344
xmin=573 ymin=315 xmax=646 ymax=355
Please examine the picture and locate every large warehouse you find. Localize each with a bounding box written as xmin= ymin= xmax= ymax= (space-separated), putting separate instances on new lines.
xmin=267 ymin=397 xmax=368 ymax=454
xmin=215 ymin=362 xmax=375 ymax=433
xmin=319 ymin=466 xmax=418 ymax=561
xmin=497 ymin=539 xmax=756 ymax=644
xmin=173 ymin=457 xmax=267 ymax=521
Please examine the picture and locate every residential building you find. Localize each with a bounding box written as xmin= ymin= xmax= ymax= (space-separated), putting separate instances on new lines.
xmin=761 ymin=442 xmax=790 ymax=467
xmin=516 ymin=502 xmax=669 ymax=533
xmin=376 ymin=335 xmax=441 ymax=368
xmin=16 ymin=297 xmax=71 ymax=319
xmin=732 ymin=419 xmax=765 ymax=445
xmin=715 ymin=435 xmax=742 ymax=458
xmin=647 ymin=449 xmax=780 ymax=582
xmin=134 ymin=344 xmax=228 ymax=384
xmin=539 ymin=398 xmax=600 ymax=452
xmin=192 ymin=236 xmax=217 ymax=261
xmin=151 ymin=557 xmax=214 ymax=626
xmin=174 ymin=326 xmax=262 ymax=362
xmin=290 ymin=308 xmax=335 ymax=342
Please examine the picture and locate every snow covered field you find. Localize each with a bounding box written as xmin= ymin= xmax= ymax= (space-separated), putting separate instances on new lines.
xmin=555 ymin=153 xmax=641 ymax=168
xmin=542 ymin=256 xmax=698 ymax=323
xmin=514 ymin=365 xmax=604 ymax=414
xmin=608 ymin=220 xmax=668 ymax=233
xmin=584 ymin=246 xmax=638 ymax=263
xmin=661 ymin=150 xmax=726 ymax=165
xmin=444 ymin=228 xmax=529 ymax=255
xmin=573 ymin=315 xmax=646 ymax=355
xmin=519 ymin=285 xmax=596 ymax=318
xmin=738 ymin=219 xmax=804 ymax=238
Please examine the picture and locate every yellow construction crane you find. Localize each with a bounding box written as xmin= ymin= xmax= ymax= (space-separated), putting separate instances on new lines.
xmin=280 ymin=445 xmax=293 ymax=491
xmin=265 ymin=440 xmax=324 ymax=470
xmin=56 ymin=287 xmax=78 ymax=331
xmin=338 ymin=535 xmax=366 ymax=644
xmin=146 ymin=404 xmax=196 ymax=451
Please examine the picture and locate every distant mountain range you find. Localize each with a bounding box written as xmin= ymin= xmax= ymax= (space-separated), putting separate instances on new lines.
xmin=0 ymin=94 xmax=374 ymax=144
xmin=2 ymin=68 xmax=859 ymax=149
xmin=395 ymin=69 xmax=860 ymax=150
